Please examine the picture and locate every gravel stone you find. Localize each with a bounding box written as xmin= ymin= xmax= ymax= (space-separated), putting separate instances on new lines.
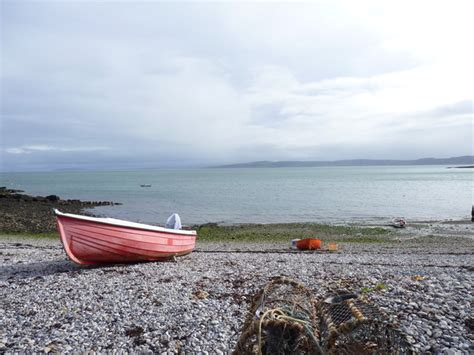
xmin=1 ymin=229 xmax=473 ymax=353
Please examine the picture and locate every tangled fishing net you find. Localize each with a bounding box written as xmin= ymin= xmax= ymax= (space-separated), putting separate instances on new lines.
xmin=233 ymin=277 xmax=412 ymax=355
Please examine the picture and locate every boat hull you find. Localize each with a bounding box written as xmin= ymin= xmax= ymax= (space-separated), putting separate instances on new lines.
xmin=391 ymin=218 xmax=406 ymax=228
xmin=56 ymin=213 xmax=197 ymax=265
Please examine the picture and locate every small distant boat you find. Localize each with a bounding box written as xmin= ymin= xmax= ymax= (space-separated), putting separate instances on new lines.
xmin=391 ymin=217 xmax=406 ymax=228
xmin=54 ymin=209 xmax=197 ymax=265
xmin=296 ymin=238 xmax=322 ymax=250
xmin=140 ymin=184 xmax=152 ymax=187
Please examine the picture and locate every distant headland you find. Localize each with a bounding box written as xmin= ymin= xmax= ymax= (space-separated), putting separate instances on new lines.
xmin=211 ymin=155 xmax=474 ymax=168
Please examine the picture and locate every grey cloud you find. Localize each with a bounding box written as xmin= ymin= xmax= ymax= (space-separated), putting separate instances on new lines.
xmin=429 ymin=100 xmax=473 ymax=117
xmin=1 ymin=1 xmax=472 ymax=171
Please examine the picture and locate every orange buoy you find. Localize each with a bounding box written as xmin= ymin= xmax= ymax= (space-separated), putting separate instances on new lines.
xmin=296 ymin=238 xmax=322 ymax=250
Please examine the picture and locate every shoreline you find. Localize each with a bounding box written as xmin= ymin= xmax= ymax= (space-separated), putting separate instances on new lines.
xmin=2 ymin=218 xmax=474 ymax=243
xmin=1 ymin=187 xmax=473 ymax=239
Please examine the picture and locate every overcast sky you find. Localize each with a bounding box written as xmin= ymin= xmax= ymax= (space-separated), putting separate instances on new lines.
xmin=1 ymin=0 xmax=473 ymax=171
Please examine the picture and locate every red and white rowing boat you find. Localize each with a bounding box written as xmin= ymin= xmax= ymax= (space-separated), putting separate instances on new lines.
xmin=54 ymin=209 xmax=197 ymax=265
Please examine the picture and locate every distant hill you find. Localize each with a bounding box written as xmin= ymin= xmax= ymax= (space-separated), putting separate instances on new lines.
xmin=212 ymin=156 xmax=474 ymax=168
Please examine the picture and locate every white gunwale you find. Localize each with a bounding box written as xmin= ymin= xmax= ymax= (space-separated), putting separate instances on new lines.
xmin=54 ymin=209 xmax=197 ymax=236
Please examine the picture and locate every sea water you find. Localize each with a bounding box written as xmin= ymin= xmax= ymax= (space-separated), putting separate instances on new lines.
xmin=1 ymin=166 xmax=473 ymax=225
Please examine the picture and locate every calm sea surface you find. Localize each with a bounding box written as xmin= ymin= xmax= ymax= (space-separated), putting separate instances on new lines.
xmin=1 ymin=166 xmax=473 ymax=225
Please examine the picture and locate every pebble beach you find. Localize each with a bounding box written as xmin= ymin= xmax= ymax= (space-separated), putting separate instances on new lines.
xmin=1 ymin=224 xmax=473 ymax=354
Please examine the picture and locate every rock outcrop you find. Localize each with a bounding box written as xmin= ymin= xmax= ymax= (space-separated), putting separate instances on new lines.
xmin=0 ymin=187 xmax=121 ymax=233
